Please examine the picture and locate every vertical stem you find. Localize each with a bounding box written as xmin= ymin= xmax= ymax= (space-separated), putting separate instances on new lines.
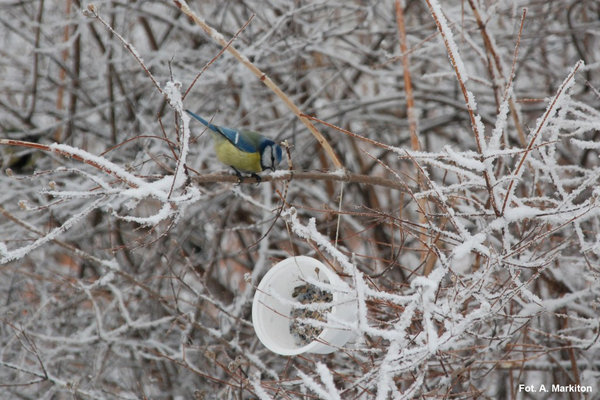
xmin=396 ymin=0 xmax=434 ymax=275
xmin=395 ymin=0 xmax=419 ymax=151
xmin=107 ymin=1 xmax=116 ymax=144
xmin=68 ymin=23 xmax=81 ymax=145
xmin=55 ymin=0 xmax=71 ymax=142
xmin=26 ymin=0 xmax=44 ymax=122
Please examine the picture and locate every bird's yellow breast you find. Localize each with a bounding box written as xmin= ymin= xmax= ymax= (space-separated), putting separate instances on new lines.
xmin=213 ymin=137 xmax=262 ymax=173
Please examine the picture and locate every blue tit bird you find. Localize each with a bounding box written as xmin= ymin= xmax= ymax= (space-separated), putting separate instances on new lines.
xmin=186 ymin=110 xmax=283 ymax=180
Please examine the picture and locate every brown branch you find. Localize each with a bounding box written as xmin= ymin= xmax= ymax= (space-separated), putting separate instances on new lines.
xmin=395 ymin=0 xmax=419 ymax=151
xmin=191 ymin=170 xmax=407 ymax=191
xmin=396 ymin=0 xmax=436 ymax=275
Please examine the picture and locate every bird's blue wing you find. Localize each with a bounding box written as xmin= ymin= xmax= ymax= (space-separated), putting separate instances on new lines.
xmin=213 ymin=126 xmax=259 ymax=153
xmin=186 ymin=110 xmax=258 ymax=153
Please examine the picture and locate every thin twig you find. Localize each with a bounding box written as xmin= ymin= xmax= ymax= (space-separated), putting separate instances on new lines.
xmin=468 ymin=1 xmax=527 ymax=146
xmin=183 ymin=14 xmax=255 ymax=100
xmin=86 ymin=4 xmax=163 ymax=95
xmin=500 ymin=61 xmax=583 ymax=214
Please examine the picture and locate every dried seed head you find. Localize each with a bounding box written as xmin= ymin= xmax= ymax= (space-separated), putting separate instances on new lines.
xmin=289 ymin=283 xmax=333 ymax=346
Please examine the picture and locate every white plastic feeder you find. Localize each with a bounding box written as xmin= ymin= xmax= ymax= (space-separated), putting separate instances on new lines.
xmin=252 ymin=256 xmax=355 ymax=355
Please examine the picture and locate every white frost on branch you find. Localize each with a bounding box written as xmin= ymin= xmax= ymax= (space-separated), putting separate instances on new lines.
xmin=282 ymin=207 xmax=355 ymax=276
xmin=0 ymin=197 xmax=106 ymax=264
xmin=297 ymin=363 xmax=342 ymax=400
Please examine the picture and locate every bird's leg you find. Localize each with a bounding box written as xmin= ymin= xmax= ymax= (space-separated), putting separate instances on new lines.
xmin=231 ymin=167 xmax=244 ymax=185
xmin=230 ymin=168 xmax=261 ymax=185
xmin=250 ymin=172 xmax=262 ymax=184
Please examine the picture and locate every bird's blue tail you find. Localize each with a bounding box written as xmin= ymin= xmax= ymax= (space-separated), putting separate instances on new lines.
xmin=185 ymin=110 xmax=220 ymax=133
xmin=185 ymin=109 xmax=258 ymax=153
